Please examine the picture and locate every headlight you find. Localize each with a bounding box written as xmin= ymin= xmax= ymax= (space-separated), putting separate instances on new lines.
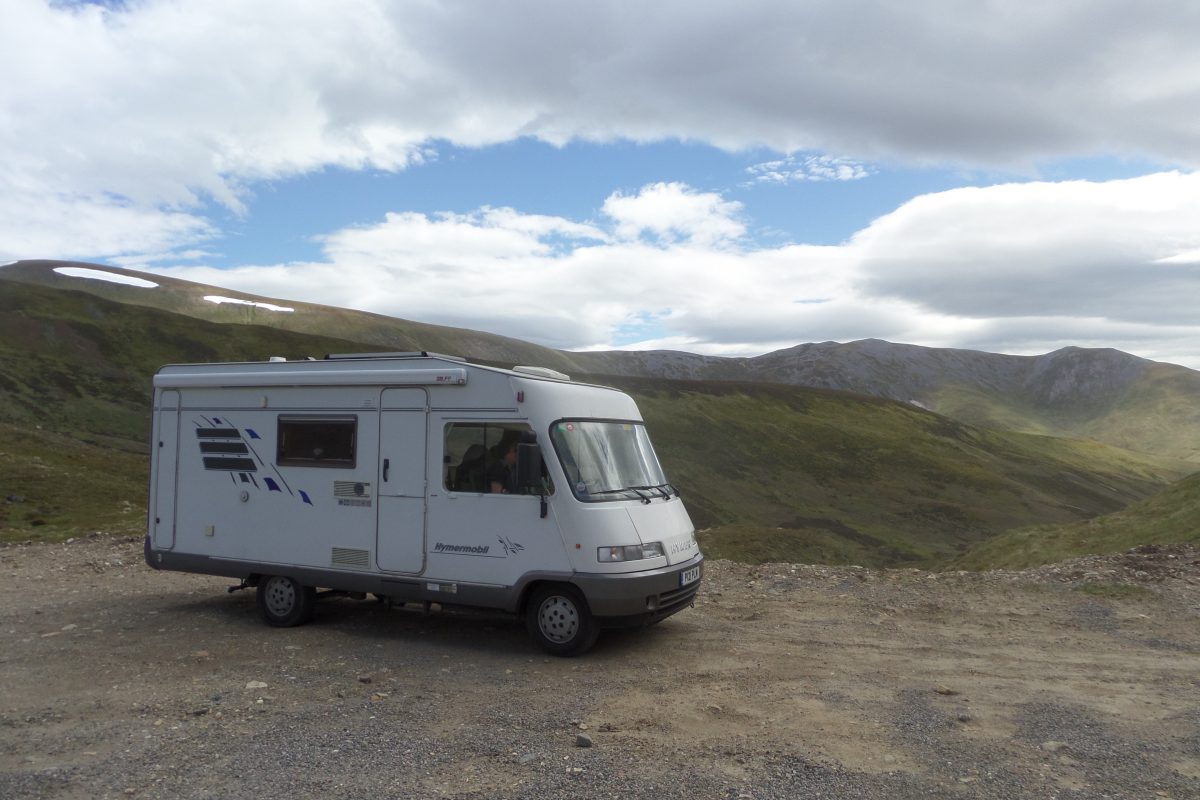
xmin=597 ymin=542 xmax=665 ymax=562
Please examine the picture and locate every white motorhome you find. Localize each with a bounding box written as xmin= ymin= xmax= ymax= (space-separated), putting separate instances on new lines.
xmin=144 ymin=352 xmax=703 ymax=655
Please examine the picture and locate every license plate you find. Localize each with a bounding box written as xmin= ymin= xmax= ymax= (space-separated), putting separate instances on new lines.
xmin=680 ymin=565 xmax=701 ymax=586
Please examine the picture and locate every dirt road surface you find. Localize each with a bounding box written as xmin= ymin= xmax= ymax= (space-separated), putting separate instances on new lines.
xmin=2 ymin=536 xmax=1199 ymax=799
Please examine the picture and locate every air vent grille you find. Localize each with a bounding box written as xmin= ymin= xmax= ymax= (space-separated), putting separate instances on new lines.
xmin=334 ymin=481 xmax=372 ymax=498
xmin=331 ymin=547 xmax=370 ymax=568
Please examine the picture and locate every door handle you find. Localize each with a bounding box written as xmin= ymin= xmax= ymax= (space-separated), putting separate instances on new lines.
xmin=383 ymin=458 xmax=390 ymax=482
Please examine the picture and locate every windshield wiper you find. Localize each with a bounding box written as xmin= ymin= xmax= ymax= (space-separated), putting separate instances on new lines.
xmin=591 ymin=486 xmax=653 ymax=504
xmin=628 ymin=483 xmax=673 ymax=500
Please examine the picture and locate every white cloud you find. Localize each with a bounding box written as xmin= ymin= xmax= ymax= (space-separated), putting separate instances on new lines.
xmin=852 ymin=171 xmax=1200 ymax=326
xmin=147 ymin=175 xmax=1200 ymax=368
xmin=1155 ymin=248 xmax=1200 ymax=265
xmin=109 ymin=249 xmax=215 ymax=268
xmin=746 ymin=155 xmax=872 ymax=185
xmin=5 ymin=2 xmax=1200 ymax=367
xmin=601 ymin=183 xmax=745 ymax=246
xmin=5 ymin=0 xmax=1200 ymax=235
xmin=0 ymin=190 xmax=213 ymax=263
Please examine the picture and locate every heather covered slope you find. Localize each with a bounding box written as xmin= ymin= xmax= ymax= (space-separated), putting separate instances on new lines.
xmin=609 ymin=377 xmax=1187 ymax=566
xmin=953 ymin=471 xmax=1200 ymax=570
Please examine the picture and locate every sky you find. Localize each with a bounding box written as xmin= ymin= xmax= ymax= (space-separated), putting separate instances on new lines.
xmin=3 ymin=1 xmax=1200 ymax=368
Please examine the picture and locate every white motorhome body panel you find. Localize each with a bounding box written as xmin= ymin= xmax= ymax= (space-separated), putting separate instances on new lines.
xmin=377 ymin=388 xmax=427 ymax=573
xmin=426 ymin=409 xmax=572 ymax=586
xmin=513 ymin=376 xmax=641 ymax=423
xmin=630 ymin=500 xmax=699 ymax=566
xmin=146 ymin=354 xmax=703 ymax=637
xmin=156 ymin=366 xmax=467 ymax=388
xmin=171 ymin=388 xmax=382 ymax=570
xmin=510 ymin=377 xmax=697 ymax=572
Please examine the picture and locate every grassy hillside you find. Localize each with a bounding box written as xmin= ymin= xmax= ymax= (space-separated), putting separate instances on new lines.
xmin=1076 ymin=362 xmax=1200 ymax=462
xmin=576 ymin=340 xmax=1200 ymax=464
xmin=0 ymin=424 xmax=148 ymax=543
xmin=0 ymin=283 xmax=397 ymax=542
xmin=927 ymin=364 xmax=1200 ymax=464
xmin=8 ymin=260 xmax=1199 ymax=464
xmin=952 ymin=472 xmax=1200 ymax=570
xmin=0 ymin=275 xmax=1192 ymax=567
xmin=1 ymin=259 xmax=582 ymax=375
xmin=0 ymin=282 xmax=386 ymax=447
xmin=593 ymin=377 xmax=1188 ymax=566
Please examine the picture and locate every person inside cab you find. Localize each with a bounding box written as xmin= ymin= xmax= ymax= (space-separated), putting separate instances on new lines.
xmin=487 ymin=431 xmax=521 ymax=493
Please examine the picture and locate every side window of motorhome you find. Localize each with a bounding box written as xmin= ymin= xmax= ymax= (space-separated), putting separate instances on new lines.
xmin=443 ymin=423 xmax=553 ymax=495
xmin=276 ymin=416 xmax=357 ymax=468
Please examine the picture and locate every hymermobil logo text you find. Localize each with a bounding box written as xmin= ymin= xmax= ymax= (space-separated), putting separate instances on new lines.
xmin=434 ymin=542 xmax=490 ymax=555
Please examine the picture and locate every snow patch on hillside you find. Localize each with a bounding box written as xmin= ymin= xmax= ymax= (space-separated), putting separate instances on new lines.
xmin=54 ymin=266 xmax=158 ymax=288
xmin=204 ymin=295 xmax=294 ymax=313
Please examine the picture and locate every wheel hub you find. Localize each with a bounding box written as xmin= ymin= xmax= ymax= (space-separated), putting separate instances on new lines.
xmin=537 ymin=595 xmax=579 ymax=643
xmin=264 ymin=577 xmax=295 ymax=616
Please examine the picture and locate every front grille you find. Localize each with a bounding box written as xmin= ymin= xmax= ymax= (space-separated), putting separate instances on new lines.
xmin=647 ymin=580 xmax=701 ymax=623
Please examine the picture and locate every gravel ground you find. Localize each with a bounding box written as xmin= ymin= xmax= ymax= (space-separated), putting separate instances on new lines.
xmin=2 ymin=536 xmax=1198 ymax=799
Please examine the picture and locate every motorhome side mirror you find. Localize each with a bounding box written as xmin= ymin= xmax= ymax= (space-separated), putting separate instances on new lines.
xmin=516 ymin=442 xmax=543 ymax=490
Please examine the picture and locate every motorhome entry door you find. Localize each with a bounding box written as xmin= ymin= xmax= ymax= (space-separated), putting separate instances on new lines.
xmin=376 ymin=388 xmax=428 ymax=573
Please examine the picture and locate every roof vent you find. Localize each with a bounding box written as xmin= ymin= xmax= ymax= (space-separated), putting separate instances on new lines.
xmin=513 ymin=365 xmax=570 ymax=381
xmin=268 ymin=356 xmax=287 ymax=362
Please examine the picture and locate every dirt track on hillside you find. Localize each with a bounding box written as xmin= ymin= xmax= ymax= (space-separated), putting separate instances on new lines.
xmin=2 ymin=536 xmax=1199 ymax=799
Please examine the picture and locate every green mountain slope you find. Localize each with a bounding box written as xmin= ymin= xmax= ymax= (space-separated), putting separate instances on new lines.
xmin=596 ymin=377 xmax=1188 ymax=566
xmin=925 ymin=356 xmax=1200 ymax=464
xmin=0 ymin=424 xmax=148 ymax=541
xmin=582 ymin=339 xmax=1200 ymax=463
xmin=952 ymin=472 xmax=1200 ymax=570
xmin=0 ymin=282 xmax=389 ymax=447
xmin=0 ymin=283 xmax=407 ymax=541
xmin=7 ymin=260 xmax=1198 ymax=463
xmin=1 ymin=259 xmax=580 ymax=374
xmin=0 ymin=268 xmax=1192 ymax=567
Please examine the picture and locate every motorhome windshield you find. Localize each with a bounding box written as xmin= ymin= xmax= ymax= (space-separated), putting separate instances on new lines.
xmin=550 ymin=420 xmax=671 ymax=503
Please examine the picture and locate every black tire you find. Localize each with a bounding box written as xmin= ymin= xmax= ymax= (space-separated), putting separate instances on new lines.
xmin=256 ymin=575 xmax=316 ymax=627
xmin=524 ymin=584 xmax=599 ymax=656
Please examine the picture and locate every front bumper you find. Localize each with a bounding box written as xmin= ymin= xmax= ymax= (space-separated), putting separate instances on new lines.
xmin=572 ymin=554 xmax=703 ymax=627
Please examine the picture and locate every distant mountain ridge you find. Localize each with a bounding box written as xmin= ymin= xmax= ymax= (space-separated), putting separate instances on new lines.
xmin=4 ymin=259 xmax=1198 ymax=462
xmin=568 ymin=339 xmax=1200 ymax=462
xmin=1 ymin=260 xmax=1196 ymax=567
xmin=570 ymin=337 xmax=1156 ymax=407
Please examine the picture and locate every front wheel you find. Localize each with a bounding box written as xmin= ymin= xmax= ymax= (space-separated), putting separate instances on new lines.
xmin=256 ymin=575 xmax=316 ymax=627
xmin=525 ymin=584 xmax=599 ymax=656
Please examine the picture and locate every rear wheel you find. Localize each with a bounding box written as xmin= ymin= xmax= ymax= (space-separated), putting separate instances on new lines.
xmin=525 ymin=584 xmax=599 ymax=656
xmin=256 ymin=575 xmax=316 ymax=627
